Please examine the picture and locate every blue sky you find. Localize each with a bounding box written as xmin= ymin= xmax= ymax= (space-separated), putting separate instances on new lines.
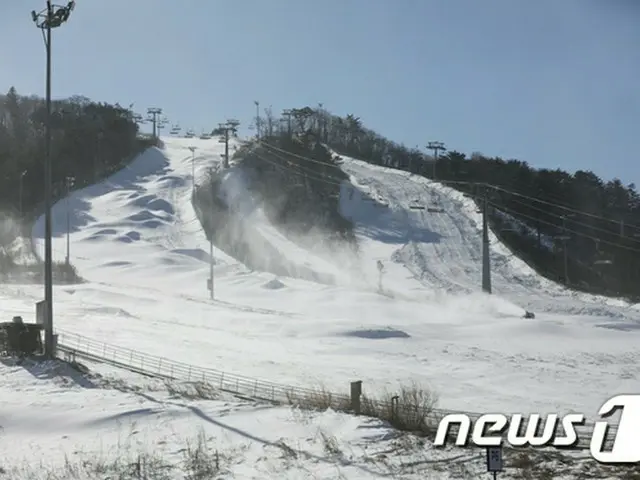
xmin=1 ymin=0 xmax=638 ymax=185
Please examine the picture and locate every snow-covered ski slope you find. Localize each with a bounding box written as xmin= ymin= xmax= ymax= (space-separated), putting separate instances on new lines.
xmin=339 ymin=156 xmax=640 ymax=319
xmin=18 ymin=136 xmax=639 ymax=418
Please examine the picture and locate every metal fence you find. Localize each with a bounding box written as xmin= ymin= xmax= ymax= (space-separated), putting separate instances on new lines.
xmin=55 ymin=329 xmax=330 ymax=405
xmin=55 ymin=329 xmax=615 ymax=450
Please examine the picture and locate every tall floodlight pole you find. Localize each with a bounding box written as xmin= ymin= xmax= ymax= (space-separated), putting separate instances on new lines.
xmin=65 ymin=176 xmax=75 ymax=266
xmin=32 ymin=0 xmax=76 ymax=359
xmin=426 ymin=141 xmax=446 ymax=181
xmin=188 ymin=146 xmax=197 ymax=193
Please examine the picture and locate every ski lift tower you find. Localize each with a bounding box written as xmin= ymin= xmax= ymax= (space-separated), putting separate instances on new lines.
xmin=146 ymin=107 xmax=163 ymax=138
xmin=426 ymin=141 xmax=446 ymax=181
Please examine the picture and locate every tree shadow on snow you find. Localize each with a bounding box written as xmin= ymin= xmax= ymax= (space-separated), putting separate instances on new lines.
xmin=183 ymin=404 xmax=397 ymax=477
xmin=131 ymin=389 xmax=396 ymax=477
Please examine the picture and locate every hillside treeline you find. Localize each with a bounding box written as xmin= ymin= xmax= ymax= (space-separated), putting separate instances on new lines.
xmin=0 ymin=86 xmax=155 ymax=220
xmin=192 ymin=130 xmax=351 ymax=283
xmin=256 ymin=105 xmax=640 ymax=299
xmin=235 ymin=133 xmax=356 ymax=250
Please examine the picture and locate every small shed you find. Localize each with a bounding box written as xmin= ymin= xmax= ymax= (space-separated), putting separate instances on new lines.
xmin=0 ymin=316 xmax=44 ymax=357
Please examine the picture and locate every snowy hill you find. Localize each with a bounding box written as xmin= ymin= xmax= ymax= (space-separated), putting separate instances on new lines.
xmin=24 ymin=136 xmax=640 ymax=413
xmin=0 ymin=134 xmax=635 ymax=475
xmin=200 ymin=161 xmax=349 ymax=284
xmin=339 ymin=155 xmax=640 ymax=319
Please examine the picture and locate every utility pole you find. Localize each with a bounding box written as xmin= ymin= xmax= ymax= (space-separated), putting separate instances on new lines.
xmin=217 ymin=119 xmax=240 ymax=168
xmin=426 ymin=141 xmax=446 ymax=181
xmin=65 ymin=175 xmax=75 ymax=266
xmin=146 ymin=107 xmax=163 ymax=138
xmin=563 ymin=216 xmax=569 ymax=284
xmin=32 ymin=0 xmax=76 ymax=359
xmin=95 ymin=130 xmax=104 ymax=182
xmin=208 ymin=167 xmax=215 ymax=300
xmin=317 ymin=103 xmax=324 ymax=140
xmin=188 ymin=146 xmax=197 ymax=194
xmin=282 ymin=109 xmax=293 ymax=137
xmin=19 ymin=170 xmax=27 ymax=218
xmin=559 ymin=215 xmax=571 ymax=285
xmin=551 ymin=214 xmax=572 ymax=284
xmin=254 ymin=100 xmax=260 ymax=140
xmin=482 ymin=186 xmax=492 ymax=293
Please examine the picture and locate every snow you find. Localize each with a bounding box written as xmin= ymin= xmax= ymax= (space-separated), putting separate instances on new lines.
xmin=0 ymin=135 xmax=638 ymax=476
xmin=1 ymin=358 xmax=497 ymax=479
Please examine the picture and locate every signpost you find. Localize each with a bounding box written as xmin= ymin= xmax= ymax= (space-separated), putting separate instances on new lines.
xmin=376 ymin=260 xmax=384 ymax=292
xmin=486 ymin=446 xmax=503 ymax=479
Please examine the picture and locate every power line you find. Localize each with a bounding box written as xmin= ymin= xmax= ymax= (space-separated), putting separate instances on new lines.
xmin=488 ymin=200 xmax=640 ymax=255
xmin=258 ymin=143 xmax=345 ymax=182
xmin=437 ymin=179 xmax=640 ymax=239
xmin=259 ymin=141 xmax=343 ymax=170
xmin=253 ymin=141 xmax=640 ymax=259
xmin=484 ymin=190 xmax=640 ymax=248
xmin=250 ymin=148 xmax=344 ymax=188
xmin=488 ymin=184 xmax=640 ymax=232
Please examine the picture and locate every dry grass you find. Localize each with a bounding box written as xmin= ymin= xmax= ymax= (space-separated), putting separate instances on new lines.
xmin=1 ymin=428 xmax=227 ymax=480
xmin=286 ymin=386 xmax=351 ymax=412
xmin=180 ymin=430 xmax=222 ymax=480
xmin=285 ymin=381 xmax=438 ymax=436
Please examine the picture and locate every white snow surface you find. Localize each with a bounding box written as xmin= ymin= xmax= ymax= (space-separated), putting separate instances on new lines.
xmin=0 ymin=135 xmax=637 ymax=475
xmin=1 ymin=358 xmax=497 ymax=479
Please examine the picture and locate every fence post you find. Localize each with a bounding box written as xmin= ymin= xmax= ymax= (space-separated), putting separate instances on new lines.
xmin=220 ymin=372 xmax=224 ymax=388
xmin=140 ymin=357 xmax=144 ymax=372
xmin=158 ymin=358 xmax=163 ymax=374
xmin=350 ymin=380 xmax=362 ymax=415
xmin=254 ymin=380 xmax=257 ymax=396
xmin=103 ymin=344 xmax=106 ymax=357
xmin=188 ymin=366 xmax=192 ymax=381
xmin=391 ymin=395 xmax=399 ymax=422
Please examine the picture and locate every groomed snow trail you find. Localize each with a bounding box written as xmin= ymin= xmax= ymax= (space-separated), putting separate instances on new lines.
xmin=340 ymin=156 xmax=640 ymax=324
